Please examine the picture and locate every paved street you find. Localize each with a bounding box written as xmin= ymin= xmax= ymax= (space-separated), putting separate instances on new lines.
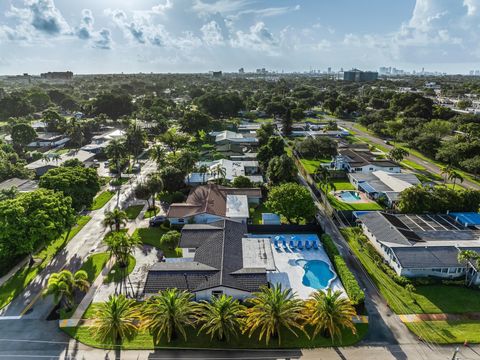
xmin=0 ymin=160 xmax=157 ymax=320
xmin=336 ymin=119 xmax=480 ymax=190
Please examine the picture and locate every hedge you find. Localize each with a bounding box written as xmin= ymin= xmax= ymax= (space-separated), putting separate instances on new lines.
xmin=321 ymin=234 xmax=365 ymax=305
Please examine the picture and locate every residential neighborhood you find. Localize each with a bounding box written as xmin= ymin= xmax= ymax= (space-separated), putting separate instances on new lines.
xmin=1 ymin=1 xmax=480 ymax=359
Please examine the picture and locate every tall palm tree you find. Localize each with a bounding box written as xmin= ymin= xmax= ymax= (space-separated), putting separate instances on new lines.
xmin=448 ymin=170 xmax=464 ymax=190
xmin=195 ymin=294 xmax=245 ymax=342
xmin=441 ymin=165 xmax=453 ymax=184
xmin=213 ymin=165 xmax=227 ymax=185
xmin=104 ymin=231 xmax=141 ymax=267
xmin=458 ymin=250 xmax=479 ymax=286
xmin=51 ymin=153 xmax=61 ymax=164
xmin=243 ymin=284 xmax=305 ymax=345
xmin=106 ymin=138 xmax=127 ymax=178
xmin=92 ymin=294 xmax=140 ymax=345
xmin=125 ymin=121 xmax=147 ymax=163
xmin=303 ymin=289 xmax=357 ymax=341
xmin=150 ymin=144 xmax=166 ymax=167
xmin=103 ymin=208 xmax=128 ymax=232
xmin=177 ymin=150 xmax=199 ymax=175
xmin=43 ymin=270 xmax=90 ymax=310
xmin=142 ymin=288 xmax=195 ymax=343
xmin=315 ymin=165 xmax=335 ymax=191
xmin=146 ymin=172 xmax=163 ymax=214
xmin=198 ymin=164 xmax=208 ymax=184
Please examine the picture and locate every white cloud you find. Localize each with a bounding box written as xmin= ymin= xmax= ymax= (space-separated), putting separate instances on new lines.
xmin=231 ymin=22 xmax=278 ymax=53
xmin=201 ymin=21 xmax=224 ymax=45
xmin=192 ymin=0 xmax=252 ymax=16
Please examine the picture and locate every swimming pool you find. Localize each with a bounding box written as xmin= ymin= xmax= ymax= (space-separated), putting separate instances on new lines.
xmin=338 ymin=191 xmax=361 ymax=203
xmin=296 ymin=259 xmax=336 ymax=290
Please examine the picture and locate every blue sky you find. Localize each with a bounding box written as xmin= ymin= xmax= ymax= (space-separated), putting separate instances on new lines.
xmin=0 ymin=0 xmax=479 ymax=74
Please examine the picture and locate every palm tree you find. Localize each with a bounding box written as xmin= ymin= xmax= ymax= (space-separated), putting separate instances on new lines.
xmin=91 ymin=294 xmax=140 ymax=345
xmin=142 ymin=288 xmax=195 ymax=343
xmin=146 ymin=172 xmax=163 ymax=215
xmin=303 ymin=289 xmax=357 ymax=342
xmin=441 ymin=165 xmax=453 ymax=184
xmin=150 ymin=144 xmax=166 ymax=167
xmin=51 ymin=153 xmax=61 ymax=164
xmin=177 ymin=150 xmax=199 ymax=175
xmin=243 ymin=284 xmax=305 ymax=345
xmin=448 ymin=170 xmax=464 ymax=190
xmin=103 ymin=208 xmax=128 ymax=232
xmin=125 ymin=121 xmax=147 ymax=163
xmin=213 ymin=165 xmax=227 ymax=185
xmin=104 ymin=231 xmax=141 ymax=267
xmin=106 ymin=138 xmax=127 ymax=178
xmin=43 ymin=270 xmax=90 ymax=310
xmin=198 ymin=164 xmax=208 ymax=184
xmin=458 ymin=250 xmax=479 ymax=286
xmin=315 ymin=165 xmax=335 ymax=191
xmin=195 ymin=294 xmax=245 ymax=342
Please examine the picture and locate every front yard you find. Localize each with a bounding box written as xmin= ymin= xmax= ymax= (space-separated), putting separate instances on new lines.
xmin=341 ymin=227 xmax=480 ymax=343
xmin=132 ymin=226 xmax=182 ymax=258
xmin=90 ymin=191 xmax=115 ymax=210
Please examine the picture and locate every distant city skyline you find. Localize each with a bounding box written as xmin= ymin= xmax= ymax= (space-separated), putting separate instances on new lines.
xmin=1 ymin=0 xmax=480 ymax=75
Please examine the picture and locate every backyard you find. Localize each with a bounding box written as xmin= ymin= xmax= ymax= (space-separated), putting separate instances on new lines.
xmin=327 ymin=193 xmax=383 ymax=211
xmin=132 ymin=226 xmax=182 ymax=258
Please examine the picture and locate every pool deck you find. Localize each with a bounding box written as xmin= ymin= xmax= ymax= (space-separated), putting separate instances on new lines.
xmin=333 ymin=190 xmax=374 ymax=204
xmin=254 ymin=234 xmax=346 ymax=300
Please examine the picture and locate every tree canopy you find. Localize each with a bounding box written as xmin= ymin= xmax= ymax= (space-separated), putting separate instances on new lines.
xmin=265 ymin=183 xmax=316 ymax=224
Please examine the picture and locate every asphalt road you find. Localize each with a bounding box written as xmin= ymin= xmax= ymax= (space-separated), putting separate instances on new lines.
xmin=336 ymin=119 xmax=480 ymax=190
xmin=0 ymin=160 xmax=157 ymax=319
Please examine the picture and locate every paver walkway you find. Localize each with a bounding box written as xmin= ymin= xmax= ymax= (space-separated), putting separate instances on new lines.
xmin=400 ymin=312 xmax=480 ymax=322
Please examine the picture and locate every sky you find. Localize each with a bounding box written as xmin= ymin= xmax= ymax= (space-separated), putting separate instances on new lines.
xmin=0 ymin=0 xmax=479 ymax=75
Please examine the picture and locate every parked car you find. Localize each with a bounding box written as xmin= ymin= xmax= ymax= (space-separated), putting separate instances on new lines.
xmin=149 ymin=215 xmax=166 ymax=227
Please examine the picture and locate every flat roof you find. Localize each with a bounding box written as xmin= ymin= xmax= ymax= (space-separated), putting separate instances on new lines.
xmin=450 ymin=212 xmax=480 ymax=227
xmin=241 ymin=238 xmax=276 ymax=271
xmin=226 ymin=194 xmax=249 ymax=218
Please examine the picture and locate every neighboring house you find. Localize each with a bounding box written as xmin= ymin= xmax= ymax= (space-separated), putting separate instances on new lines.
xmin=237 ymin=123 xmax=261 ymax=134
xmin=185 ymin=159 xmax=262 ymax=185
xmin=81 ymin=129 xmax=126 ymax=154
xmin=167 ymin=184 xmax=262 ymax=225
xmin=214 ymin=130 xmax=258 ymax=147
xmin=22 ymin=133 xmax=70 ymax=148
xmin=348 ymin=170 xmax=421 ymax=207
xmin=0 ymin=178 xmax=38 ymax=193
xmin=26 ymin=150 xmax=96 ymax=176
xmin=332 ymin=148 xmax=401 ymax=173
xmin=143 ymin=219 xmax=272 ymax=300
xmin=356 ymin=211 xmax=480 ymax=284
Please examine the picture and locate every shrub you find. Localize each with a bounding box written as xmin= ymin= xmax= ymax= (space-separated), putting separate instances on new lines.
xmin=321 ymin=234 xmax=365 ymax=306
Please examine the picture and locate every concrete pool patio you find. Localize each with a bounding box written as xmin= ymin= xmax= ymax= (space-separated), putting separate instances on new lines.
xmin=248 ymin=234 xmax=346 ymax=299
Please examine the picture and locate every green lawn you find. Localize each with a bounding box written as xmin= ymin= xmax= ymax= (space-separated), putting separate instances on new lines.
xmin=63 ymin=323 xmax=368 ymax=350
xmin=341 ymin=228 xmax=480 ymax=315
xmin=401 ymin=159 xmax=427 ymax=171
xmin=299 ymin=158 xmax=331 ymax=174
xmin=104 ymin=255 xmax=136 ymax=283
xmin=0 ymin=216 xmax=92 ymax=310
xmin=327 ymin=194 xmax=383 ymax=211
xmin=80 ymin=252 xmax=111 ymax=283
xmin=125 ymin=205 xmax=144 ymax=220
xmin=90 ymin=191 xmax=115 ymax=210
xmin=133 ymin=227 xmax=182 ymax=258
xmin=144 ymin=206 xmax=160 ymax=219
xmin=405 ymin=321 xmax=480 ymax=344
xmin=331 ymin=178 xmax=355 ymax=190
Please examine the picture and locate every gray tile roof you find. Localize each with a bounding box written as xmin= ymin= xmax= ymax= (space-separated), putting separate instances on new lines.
xmin=392 ymin=246 xmax=480 ymax=269
xmin=360 ymin=212 xmax=414 ymax=246
xmin=143 ymin=219 xmax=268 ymax=295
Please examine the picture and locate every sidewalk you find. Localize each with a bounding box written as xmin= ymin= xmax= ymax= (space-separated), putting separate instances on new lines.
xmin=399 ymin=312 xmax=480 ymax=323
xmin=59 ymin=256 xmax=116 ymax=328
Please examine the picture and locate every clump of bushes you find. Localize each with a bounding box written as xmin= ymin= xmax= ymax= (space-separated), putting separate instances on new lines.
xmin=321 ymin=234 xmax=365 ymax=306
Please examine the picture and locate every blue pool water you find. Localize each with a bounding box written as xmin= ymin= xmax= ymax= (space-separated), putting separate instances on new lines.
xmin=296 ymin=259 xmax=335 ymax=289
xmin=339 ymin=191 xmax=361 ymax=203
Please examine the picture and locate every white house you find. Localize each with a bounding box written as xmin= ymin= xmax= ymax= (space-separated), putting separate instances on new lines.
xmin=26 ymin=150 xmax=96 ymax=176
xmin=332 ymin=148 xmax=401 ymax=173
xmin=357 ymin=211 xmax=480 ymax=284
xmin=185 ymin=159 xmax=262 ymax=185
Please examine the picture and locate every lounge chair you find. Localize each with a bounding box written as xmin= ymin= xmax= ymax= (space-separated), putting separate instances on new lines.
xmin=297 ymin=240 xmax=304 ymax=250
xmin=282 ymin=239 xmax=288 ymax=249
xmin=305 ymin=240 xmax=311 ymax=250
xmin=289 ymin=239 xmax=296 ymax=249
xmin=313 ymin=241 xmax=319 ymax=250
xmin=273 ymin=239 xmax=280 ymax=250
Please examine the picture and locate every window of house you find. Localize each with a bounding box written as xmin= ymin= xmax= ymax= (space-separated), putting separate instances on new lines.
xmin=177 ymin=218 xmax=185 ymax=223
xmin=212 ymin=290 xmax=223 ymax=297
xmin=188 ymin=248 xmax=196 ymax=253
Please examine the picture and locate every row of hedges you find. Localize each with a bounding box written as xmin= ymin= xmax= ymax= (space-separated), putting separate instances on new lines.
xmin=321 ymin=234 xmax=365 ymax=306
